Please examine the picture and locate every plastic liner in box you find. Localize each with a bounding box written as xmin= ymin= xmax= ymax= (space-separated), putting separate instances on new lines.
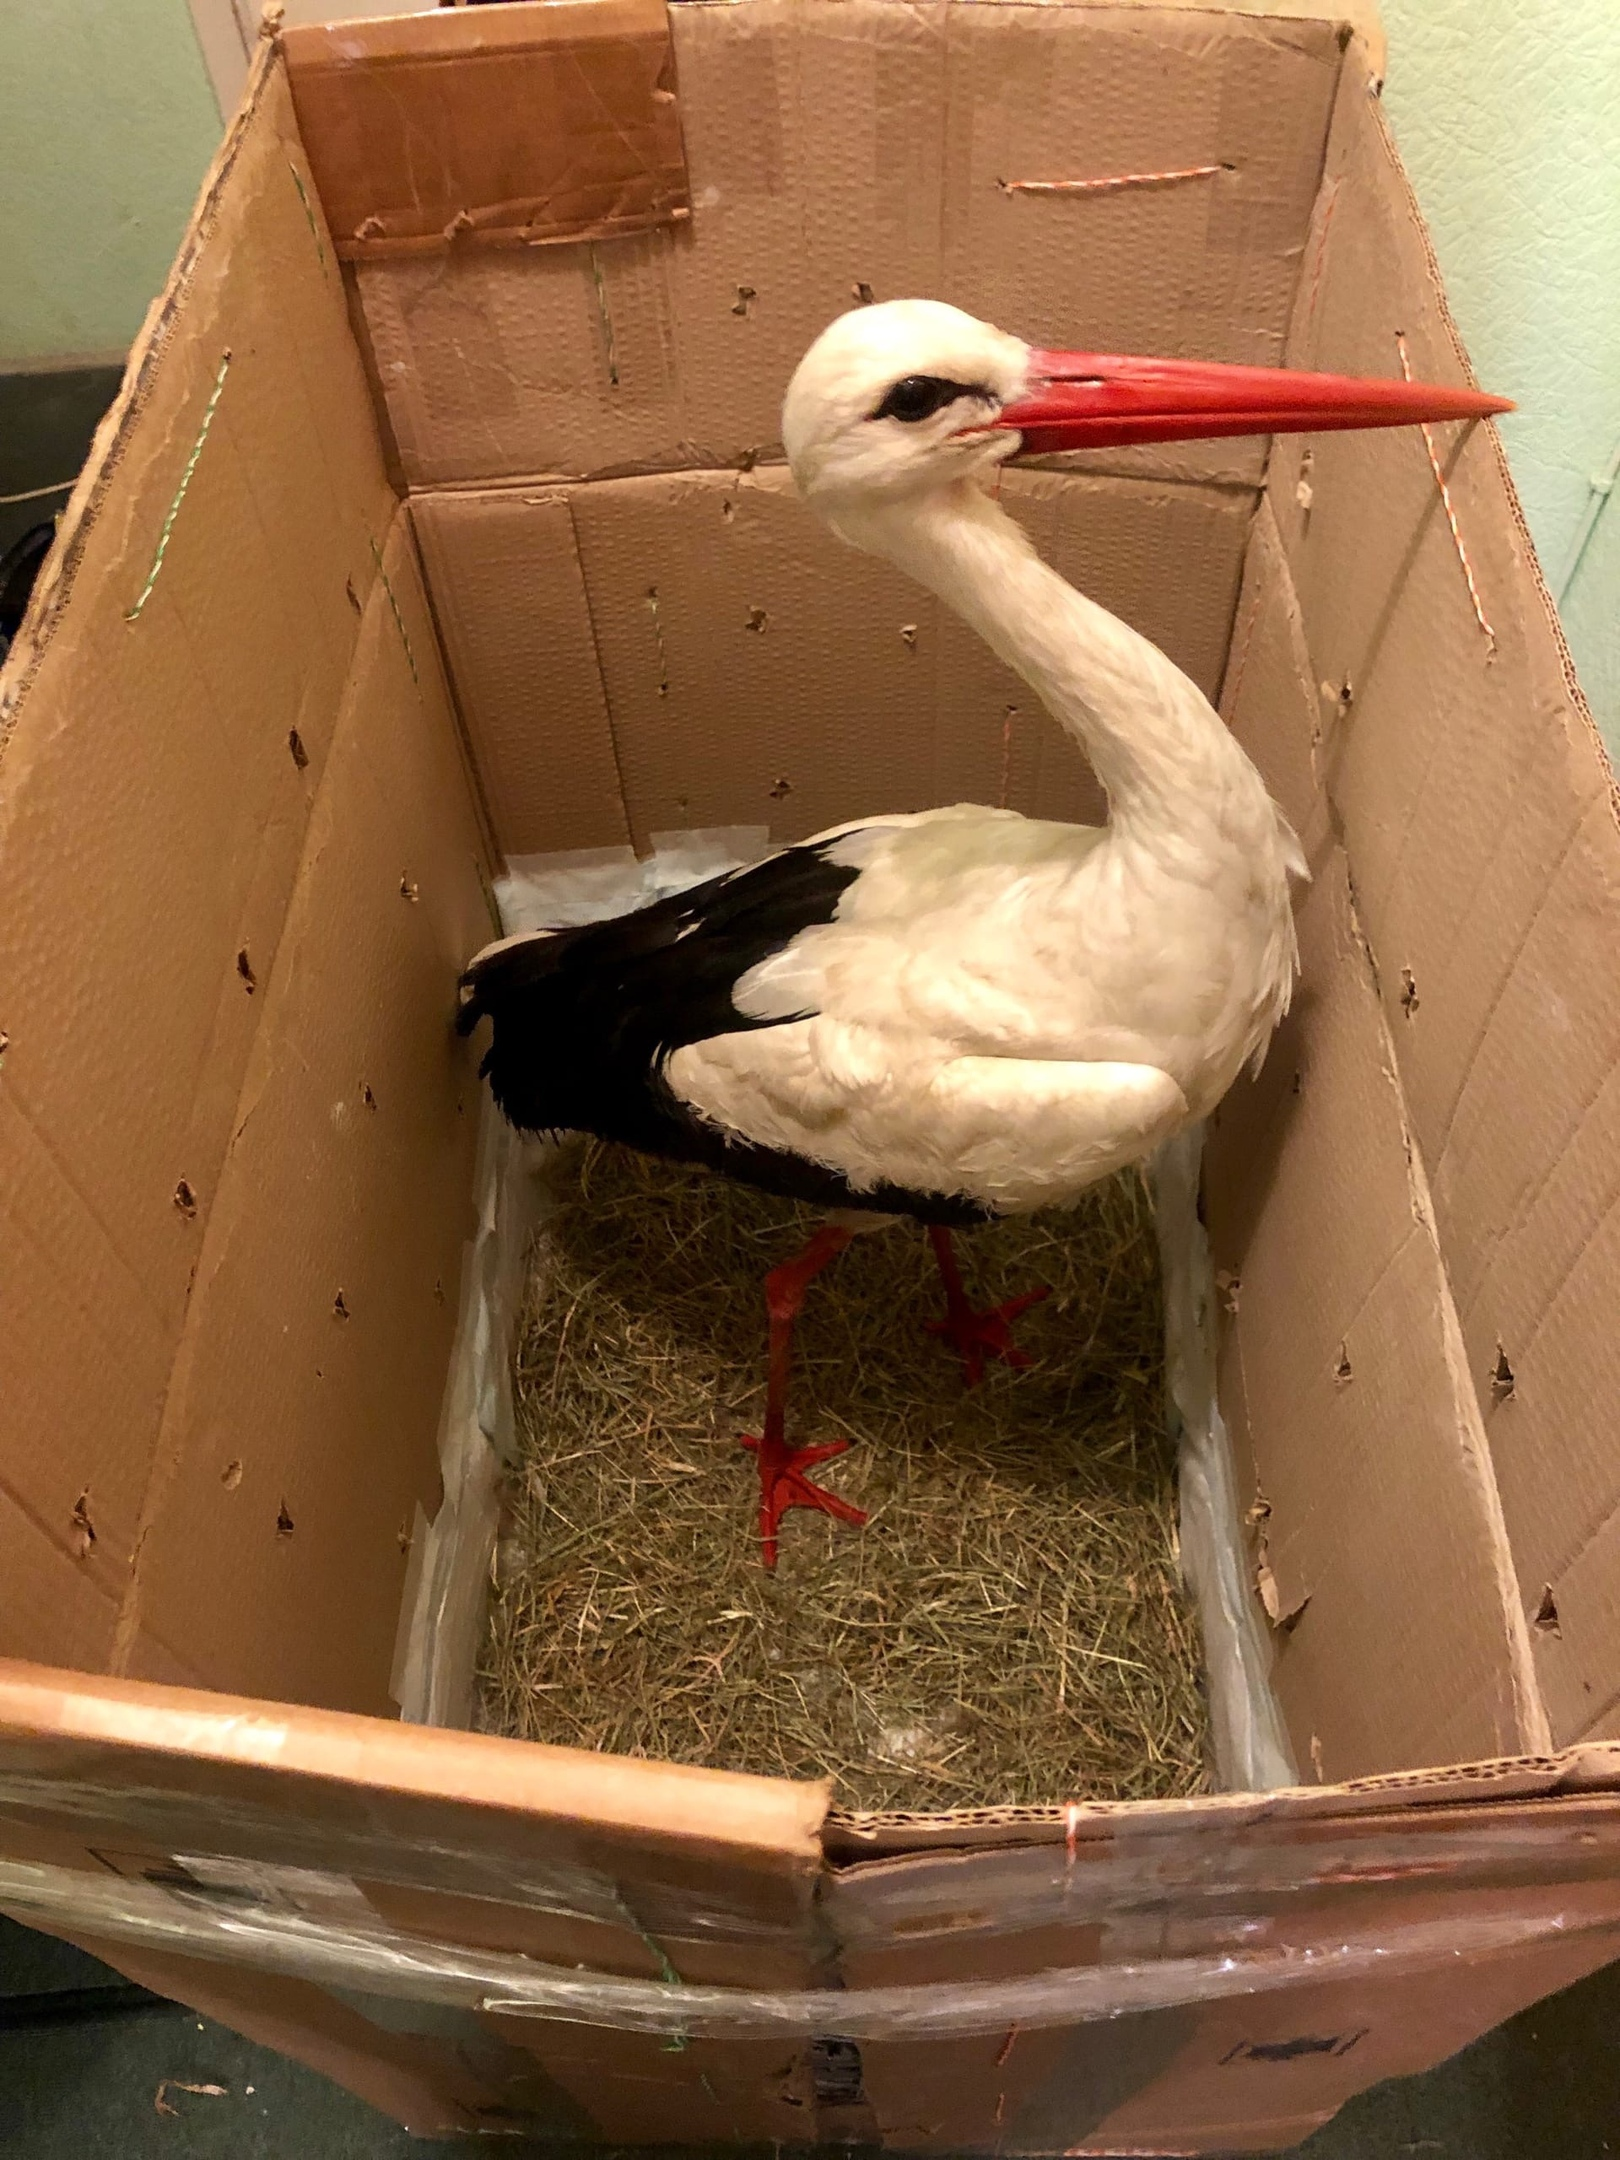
xmin=394 ymin=830 xmax=1295 ymax=1793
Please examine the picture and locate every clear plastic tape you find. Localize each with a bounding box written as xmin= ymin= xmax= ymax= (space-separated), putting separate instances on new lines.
xmin=0 ymin=1854 xmax=1609 ymax=2039
xmin=6 ymin=1766 xmax=1616 ymax=1947
xmin=0 ymin=1772 xmax=790 ymax=1941
xmin=394 ymin=830 xmax=773 ymax=1730
xmin=1151 ymin=1125 xmax=1297 ymax=1792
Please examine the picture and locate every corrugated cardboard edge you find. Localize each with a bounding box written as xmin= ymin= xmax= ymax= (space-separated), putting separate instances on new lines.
xmin=821 ymin=1740 xmax=1620 ymax=1861
xmin=0 ymin=38 xmax=283 ymax=738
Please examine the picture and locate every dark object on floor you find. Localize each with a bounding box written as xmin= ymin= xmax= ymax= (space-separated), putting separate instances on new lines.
xmin=0 ymin=359 xmax=122 ymax=560
xmin=0 ymin=520 xmax=56 ymax=661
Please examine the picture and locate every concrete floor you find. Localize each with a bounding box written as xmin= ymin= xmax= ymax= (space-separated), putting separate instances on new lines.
xmin=3 ymin=1913 xmax=1618 ymax=2157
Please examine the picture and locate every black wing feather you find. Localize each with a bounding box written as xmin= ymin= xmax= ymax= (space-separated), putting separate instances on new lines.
xmin=456 ymin=839 xmax=991 ymax=1225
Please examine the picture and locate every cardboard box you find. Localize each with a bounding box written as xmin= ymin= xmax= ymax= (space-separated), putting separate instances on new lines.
xmin=2 ymin=4 xmax=1617 ymax=2148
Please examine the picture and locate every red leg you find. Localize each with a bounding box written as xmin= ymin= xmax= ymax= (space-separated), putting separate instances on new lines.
xmin=924 ymin=1224 xmax=1051 ymax=1388
xmin=738 ymin=1225 xmax=869 ymax=1569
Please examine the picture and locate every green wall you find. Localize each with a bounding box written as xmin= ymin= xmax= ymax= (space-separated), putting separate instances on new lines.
xmin=0 ymin=0 xmax=221 ymax=366
xmin=1379 ymin=0 xmax=1620 ymax=746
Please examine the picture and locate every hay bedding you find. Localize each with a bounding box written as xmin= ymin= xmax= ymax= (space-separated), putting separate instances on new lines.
xmin=479 ymin=1139 xmax=1210 ymax=1811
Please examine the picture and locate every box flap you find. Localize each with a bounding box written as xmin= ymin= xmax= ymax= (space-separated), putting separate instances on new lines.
xmin=1264 ymin=49 xmax=1620 ymax=1748
xmin=0 ymin=50 xmax=395 ymax=1674
xmin=282 ymin=0 xmax=689 ymax=260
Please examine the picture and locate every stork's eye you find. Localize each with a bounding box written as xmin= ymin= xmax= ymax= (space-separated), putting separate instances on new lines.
xmin=873 ymin=374 xmax=971 ymax=424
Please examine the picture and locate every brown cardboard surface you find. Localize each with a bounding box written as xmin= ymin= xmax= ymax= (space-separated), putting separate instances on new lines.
xmin=282 ymin=0 xmax=688 ymax=260
xmin=410 ymin=489 xmax=632 ymax=857
xmin=1264 ymin=53 xmax=1620 ymax=1747
xmin=488 ymin=2021 xmax=817 ymax=2145
xmin=355 ymin=0 xmax=1342 ymax=485
xmin=417 ymin=463 xmax=1248 ymax=854
xmin=0 ymin=52 xmax=394 ymax=1673
xmin=109 ymin=514 xmax=490 ymax=1717
xmin=1205 ymin=848 xmax=1544 ymax=1777
xmin=1078 ymin=1912 xmax=1620 ymax=2154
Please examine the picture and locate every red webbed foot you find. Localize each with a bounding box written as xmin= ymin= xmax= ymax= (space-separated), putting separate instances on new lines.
xmin=739 ymin=1432 xmax=869 ymax=1570
xmin=925 ymin=1223 xmax=1051 ymax=1388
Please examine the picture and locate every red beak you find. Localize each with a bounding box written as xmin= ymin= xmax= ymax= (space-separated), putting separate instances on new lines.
xmin=995 ymin=349 xmax=1513 ymax=453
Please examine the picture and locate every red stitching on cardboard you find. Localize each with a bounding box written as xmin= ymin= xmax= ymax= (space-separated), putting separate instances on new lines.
xmin=1301 ymin=179 xmax=1342 ymax=343
xmin=1001 ymin=162 xmax=1226 ymax=197
xmin=1397 ymin=334 xmax=1496 ymax=657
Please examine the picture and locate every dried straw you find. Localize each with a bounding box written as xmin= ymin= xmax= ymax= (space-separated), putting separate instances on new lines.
xmin=479 ymin=1140 xmax=1209 ymax=1811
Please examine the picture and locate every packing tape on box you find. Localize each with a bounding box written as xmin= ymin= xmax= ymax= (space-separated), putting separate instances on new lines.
xmin=0 ymin=1849 xmax=1612 ymax=2039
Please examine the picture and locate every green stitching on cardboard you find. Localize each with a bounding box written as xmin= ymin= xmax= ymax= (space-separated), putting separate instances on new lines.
xmin=637 ymin=1928 xmax=690 ymax=2053
xmin=368 ymin=536 xmax=420 ymax=685
xmin=126 ymin=351 xmax=232 ymax=623
xmin=288 ymin=160 xmax=328 ymax=274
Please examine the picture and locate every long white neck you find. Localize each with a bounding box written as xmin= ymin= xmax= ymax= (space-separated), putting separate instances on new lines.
xmin=834 ymin=479 xmax=1269 ymax=850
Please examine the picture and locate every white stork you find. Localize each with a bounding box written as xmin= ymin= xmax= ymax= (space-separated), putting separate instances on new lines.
xmin=460 ymin=301 xmax=1507 ymax=1566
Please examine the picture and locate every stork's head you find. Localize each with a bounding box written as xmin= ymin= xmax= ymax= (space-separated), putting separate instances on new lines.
xmin=783 ymin=300 xmax=1028 ymax=507
xmin=784 ymin=298 xmax=1512 ymax=516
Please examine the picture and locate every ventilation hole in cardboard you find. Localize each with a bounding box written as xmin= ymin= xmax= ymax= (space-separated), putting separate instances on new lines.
xmin=1334 ymin=1344 xmax=1353 ymax=1384
xmin=287 ymin=726 xmax=309 ymax=771
xmin=1534 ymin=1585 xmax=1561 ymax=1637
xmin=1291 ymin=1068 xmax=1303 ymax=1095
xmin=587 ymin=244 xmax=619 ymax=387
xmin=399 ymin=876 xmax=419 ymax=902
xmin=746 ymin=606 xmax=768 ymax=633
xmin=1338 ymin=677 xmax=1354 ymax=709
xmin=853 ymin=281 xmax=876 ymax=306
xmin=1215 ymin=1269 xmax=1241 ymax=1315
xmin=433 ymin=1279 xmax=446 ymax=1305
xmin=345 ymin=576 xmax=361 ymax=615
xmin=738 ymin=447 xmax=759 ymax=474
xmin=397 ymin=1520 xmax=413 ymax=1556
xmin=221 ymin=1459 xmax=244 ymax=1492
xmin=720 ymin=498 xmax=735 ymax=523
xmin=645 ymin=587 xmax=670 ymax=696
xmin=730 ymin=284 xmax=756 ymax=317
xmin=768 ymin=777 xmax=793 ymax=800
xmin=809 ymin=2036 xmax=865 ymax=2108
xmin=1336 ymin=20 xmax=1355 ymax=49
xmin=69 ymin=1490 xmax=96 ymax=1559
xmin=1399 ymin=968 xmax=1419 ymax=1017
xmin=332 ymin=1290 xmax=350 ymax=1321
xmin=236 ymin=948 xmax=256 ymax=994
xmin=1492 ymin=1346 xmax=1516 ymax=1402
xmin=275 ymin=1501 xmax=295 ymax=1539
xmin=172 ymin=1178 xmax=198 ymax=1219
xmin=899 ymin=623 xmax=918 ymax=649
xmin=361 ymin=1083 xmax=377 ymax=1110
